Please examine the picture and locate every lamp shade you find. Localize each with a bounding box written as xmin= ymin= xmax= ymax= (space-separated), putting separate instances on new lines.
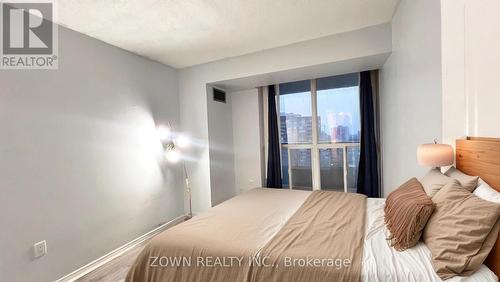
xmin=165 ymin=149 xmax=180 ymax=163
xmin=157 ymin=125 xmax=171 ymax=141
xmin=417 ymin=143 xmax=454 ymax=167
xmin=176 ymin=134 xmax=191 ymax=148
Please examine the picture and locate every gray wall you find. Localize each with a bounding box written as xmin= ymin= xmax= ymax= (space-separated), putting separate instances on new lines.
xmin=207 ymin=86 xmax=236 ymax=206
xmin=179 ymin=24 xmax=392 ymax=213
xmin=379 ymin=0 xmax=442 ymax=195
xmin=230 ymin=88 xmax=264 ymax=194
xmin=0 ymin=26 xmax=184 ymax=282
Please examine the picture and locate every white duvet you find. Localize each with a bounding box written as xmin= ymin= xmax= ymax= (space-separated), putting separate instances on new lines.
xmin=362 ymin=198 xmax=498 ymax=282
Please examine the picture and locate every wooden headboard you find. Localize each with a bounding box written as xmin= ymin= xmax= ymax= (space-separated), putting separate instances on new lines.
xmin=456 ymin=137 xmax=500 ymax=276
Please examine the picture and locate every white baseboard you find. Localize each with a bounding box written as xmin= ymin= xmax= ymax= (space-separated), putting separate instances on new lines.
xmin=55 ymin=214 xmax=187 ymax=282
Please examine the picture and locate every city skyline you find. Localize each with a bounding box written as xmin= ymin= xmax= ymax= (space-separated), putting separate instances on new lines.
xmin=280 ymin=113 xmax=360 ymax=144
xmin=279 ymin=86 xmax=360 ymax=136
xmin=278 ymin=85 xmax=361 ymax=190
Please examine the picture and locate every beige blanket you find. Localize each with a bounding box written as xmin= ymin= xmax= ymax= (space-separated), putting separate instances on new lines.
xmin=253 ymin=190 xmax=367 ymax=282
xmin=126 ymin=188 xmax=366 ymax=282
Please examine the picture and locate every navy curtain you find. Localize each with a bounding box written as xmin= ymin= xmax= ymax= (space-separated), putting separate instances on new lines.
xmin=357 ymin=71 xmax=380 ymax=197
xmin=266 ymin=85 xmax=282 ymax=188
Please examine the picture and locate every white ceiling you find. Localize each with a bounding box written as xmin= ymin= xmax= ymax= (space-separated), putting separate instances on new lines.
xmin=57 ymin=0 xmax=398 ymax=68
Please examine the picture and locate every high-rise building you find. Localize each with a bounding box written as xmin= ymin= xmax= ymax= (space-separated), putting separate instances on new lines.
xmin=280 ymin=113 xmax=313 ymax=144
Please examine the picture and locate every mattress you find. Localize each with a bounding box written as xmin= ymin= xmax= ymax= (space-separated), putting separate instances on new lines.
xmin=127 ymin=188 xmax=497 ymax=282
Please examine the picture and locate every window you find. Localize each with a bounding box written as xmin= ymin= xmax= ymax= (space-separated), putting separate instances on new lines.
xmin=279 ymin=80 xmax=312 ymax=144
xmin=317 ymin=74 xmax=360 ymax=143
xmin=277 ymin=73 xmax=360 ymax=191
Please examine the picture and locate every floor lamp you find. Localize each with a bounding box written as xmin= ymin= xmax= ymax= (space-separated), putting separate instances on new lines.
xmin=158 ymin=125 xmax=193 ymax=219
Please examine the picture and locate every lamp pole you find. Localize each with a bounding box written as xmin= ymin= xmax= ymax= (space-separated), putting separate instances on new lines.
xmin=158 ymin=124 xmax=192 ymax=220
xmin=183 ymin=162 xmax=192 ymax=219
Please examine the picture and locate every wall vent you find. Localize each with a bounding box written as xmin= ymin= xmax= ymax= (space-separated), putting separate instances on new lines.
xmin=213 ymin=88 xmax=226 ymax=103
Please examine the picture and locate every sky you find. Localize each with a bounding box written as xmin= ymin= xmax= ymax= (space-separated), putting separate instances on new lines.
xmin=279 ymin=86 xmax=360 ymax=134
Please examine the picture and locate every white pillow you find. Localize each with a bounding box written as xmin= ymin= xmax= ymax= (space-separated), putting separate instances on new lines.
xmin=473 ymin=179 xmax=500 ymax=204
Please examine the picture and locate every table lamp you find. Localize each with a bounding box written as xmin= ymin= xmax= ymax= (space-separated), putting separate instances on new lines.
xmin=417 ymin=139 xmax=454 ymax=169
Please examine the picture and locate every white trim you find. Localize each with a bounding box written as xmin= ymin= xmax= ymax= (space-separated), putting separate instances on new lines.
xmin=282 ymin=143 xmax=359 ymax=149
xmin=287 ymin=147 xmax=292 ymax=189
xmin=343 ymin=146 xmax=348 ymax=192
xmin=310 ymin=79 xmax=320 ymax=190
xmin=54 ymin=215 xmax=187 ymax=282
xmin=276 ymin=84 xmax=284 ymax=183
xmin=257 ymin=87 xmax=266 ymax=187
xmin=262 ymin=86 xmax=269 ymax=182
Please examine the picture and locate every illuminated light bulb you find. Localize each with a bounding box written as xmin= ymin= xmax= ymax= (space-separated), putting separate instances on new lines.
xmin=165 ymin=149 xmax=180 ymax=163
xmin=176 ymin=134 xmax=191 ymax=148
xmin=157 ymin=125 xmax=171 ymax=141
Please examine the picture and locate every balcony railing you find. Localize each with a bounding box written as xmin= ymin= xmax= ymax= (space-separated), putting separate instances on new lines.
xmin=282 ymin=142 xmax=360 ymax=192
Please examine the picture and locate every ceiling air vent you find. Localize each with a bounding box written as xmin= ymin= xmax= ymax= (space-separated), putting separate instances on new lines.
xmin=213 ymin=88 xmax=226 ymax=103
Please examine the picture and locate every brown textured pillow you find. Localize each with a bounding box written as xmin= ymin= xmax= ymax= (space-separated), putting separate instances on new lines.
xmin=420 ymin=168 xmax=455 ymax=197
xmin=423 ymin=180 xmax=500 ymax=280
xmin=384 ymin=178 xmax=435 ymax=251
xmin=444 ymin=166 xmax=479 ymax=192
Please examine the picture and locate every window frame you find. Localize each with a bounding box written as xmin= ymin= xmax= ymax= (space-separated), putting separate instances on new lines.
xmin=277 ymin=77 xmax=360 ymax=192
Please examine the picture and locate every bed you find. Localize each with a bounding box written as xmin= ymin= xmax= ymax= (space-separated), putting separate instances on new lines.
xmin=126 ymin=137 xmax=500 ymax=282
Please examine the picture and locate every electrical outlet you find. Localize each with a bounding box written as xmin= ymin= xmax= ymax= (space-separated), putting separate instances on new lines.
xmin=33 ymin=240 xmax=47 ymax=258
